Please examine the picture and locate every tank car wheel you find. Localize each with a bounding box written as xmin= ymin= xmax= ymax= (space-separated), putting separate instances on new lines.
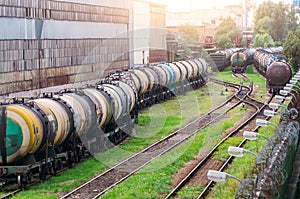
xmin=74 ymin=151 xmax=79 ymax=163
xmin=50 ymin=162 xmax=57 ymax=176
xmin=17 ymin=175 xmax=26 ymax=188
xmin=20 ymin=173 xmax=32 ymax=188
xmin=67 ymin=151 xmax=75 ymax=167
xmin=17 ymin=175 xmax=22 ymax=188
xmin=56 ymin=159 xmax=63 ymax=170
xmin=39 ymin=165 xmax=47 ymax=181
xmin=81 ymin=148 xmax=86 ymax=159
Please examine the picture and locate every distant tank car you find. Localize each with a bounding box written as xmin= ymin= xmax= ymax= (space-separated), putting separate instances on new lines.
xmin=209 ymin=48 xmax=241 ymax=71
xmin=231 ymin=48 xmax=255 ymax=73
xmin=254 ymin=48 xmax=292 ymax=94
xmin=0 ymin=58 xmax=208 ymax=187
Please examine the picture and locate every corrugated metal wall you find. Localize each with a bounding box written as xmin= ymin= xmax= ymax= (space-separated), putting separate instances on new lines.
xmin=0 ymin=0 xmax=133 ymax=95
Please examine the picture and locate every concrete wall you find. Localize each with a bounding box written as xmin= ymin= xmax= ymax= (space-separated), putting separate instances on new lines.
xmin=0 ymin=0 xmax=133 ymax=96
xmin=133 ymin=1 xmax=167 ymax=65
xmin=133 ymin=1 xmax=151 ymax=65
xmin=149 ymin=3 xmax=167 ymax=63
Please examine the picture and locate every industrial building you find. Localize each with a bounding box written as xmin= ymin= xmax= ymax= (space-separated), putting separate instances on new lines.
xmin=0 ymin=0 xmax=134 ymax=96
xmin=133 ymin=0 xmax=167 ymax=65
xmin=0 ymin=0 xmax=170 ymax=97
xmin=166 ymin=5 xmax=244 ymax=47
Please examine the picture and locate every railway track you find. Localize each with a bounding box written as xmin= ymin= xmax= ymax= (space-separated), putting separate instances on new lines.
xmin=233 ymin=73 xmax=248 ymax=80
xmin=0 ymin=189 xmax=21 ymax=199
xmin=164 ymin=81 xmax=273 ymax=199
xmin=59 ymin=80 xmax=251 ymax=199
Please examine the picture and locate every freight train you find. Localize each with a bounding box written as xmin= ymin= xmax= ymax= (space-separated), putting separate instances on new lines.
xmin=0 ymin=59 xmax=208 ymax=187
xmin=231 ymin=48 xmax=255 ymax=73
xmin=209 ymin=48 xmax=241 ymax=71
xmin=254 ymin=48 xmax=292 ymax=93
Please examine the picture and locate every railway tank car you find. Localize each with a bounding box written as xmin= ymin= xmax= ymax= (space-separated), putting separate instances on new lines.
xmin=0 ymin=58 xmax=208 ymax=187
xmin=253 ymin=48 xmax=292 ymax=93
xmin=231 ymin=48 xmax=255 ymax=73
xmin=209 ymin=48 xmax=241 ymax=71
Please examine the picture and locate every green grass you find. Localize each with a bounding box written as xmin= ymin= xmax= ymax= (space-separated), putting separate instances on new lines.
xmin=100 ymin=106 xmax=248 ymax=199
xmin=213 ymin=67 xmax=243 ymax=85
xmin=9 ymin=158 xmax=107 ymax=199
xmin=206 ymin=116 xmax=281 ymax=199
xmin=214 ymin=65 xmax=268 ymax=100
xmin=213 ymin=137 xmax=244 ymax=161
xmin=177 ymin=186 xmax=206 ymax=199
xmin=245 ymin=65 xmax=268 ymax=100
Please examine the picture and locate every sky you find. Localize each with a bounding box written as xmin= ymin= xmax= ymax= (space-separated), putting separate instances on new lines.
xmin=146 ymin=0 xmax=293 ymax=11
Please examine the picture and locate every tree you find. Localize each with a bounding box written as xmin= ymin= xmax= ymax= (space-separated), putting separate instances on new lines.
xmin=256 ymin=16 xmax=273 ymax=34
xmin=271 ymin=2 xmax=287 ymax=41
xmin=253 ymin=33 xmax=274 ymax=47
xmin=287 ymin=5 xmax=298 ymax=32
xmin=175 ymin=24 xmax=200 ymax=59
xmin=215 ymin=34 xmax=234 ymax=49
xmin=283 ymin=29 xmax=300 ymax=71
xmin=254 ymin=1 xmax=299 ymax=43
xmin=214 ymin=17 xmax=242 ymax=48
xmin=177 ymin=24 xmax=199 ymax=43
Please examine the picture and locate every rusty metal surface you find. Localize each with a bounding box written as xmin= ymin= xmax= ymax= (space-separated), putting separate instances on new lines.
xmin=266 ymin=62 xmax=292 ymax=85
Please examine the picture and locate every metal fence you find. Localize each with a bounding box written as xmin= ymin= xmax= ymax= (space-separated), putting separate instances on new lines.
xmin=235 ymin=116 xmax=300 ymax=198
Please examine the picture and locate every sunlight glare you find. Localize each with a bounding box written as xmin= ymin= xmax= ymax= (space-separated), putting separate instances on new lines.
xmin=168 ymin=0 xmax=218 ymax=11
xmin=146 ymin=0 xmax=241 ymax=11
